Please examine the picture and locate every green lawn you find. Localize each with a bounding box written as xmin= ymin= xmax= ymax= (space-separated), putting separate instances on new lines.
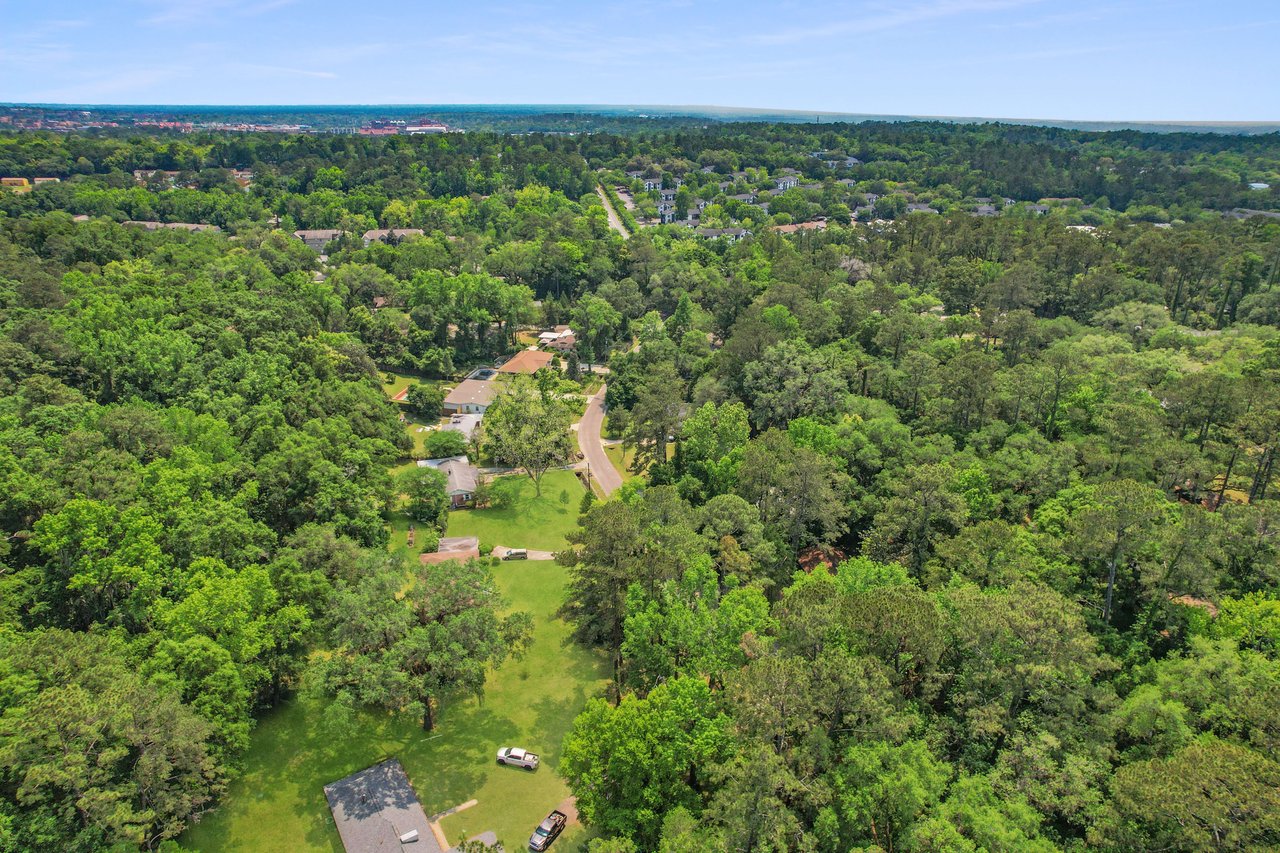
xmin=381 ymin=370 xmax=434 ymax=400
xmin=602 ymin=442 xmax=671 ymax=486
xmin=446 ymin=469 xmax=585 ymax=552
xmin=386 ymin=509 xmax=431 ymax=563
xmin=402 ymin=414 xmax=449 ymax=458
xmin=380 ymin=372 xmax=450 ymax=458
xmin=603 ymin=443 xmax=639 ymax=485
xmin=182 ymin=559 xmax=607 ymax=853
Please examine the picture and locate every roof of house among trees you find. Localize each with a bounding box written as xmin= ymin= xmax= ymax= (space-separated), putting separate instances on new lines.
xmin=418 ymin=456 xmax=478 ymax=494
xmin=443 ymin=379 xmax=496 ymax=408
xmin=323 ymin=759 xmax=440 ymax=853
xmin=498 ymin=349 xmax=555 ymax=374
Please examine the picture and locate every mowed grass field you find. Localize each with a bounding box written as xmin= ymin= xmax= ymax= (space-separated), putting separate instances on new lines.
xmin=182 ymin=559 xmax=607 ymax=853
xmin=447 ymin=469 xmax=585 ymax=553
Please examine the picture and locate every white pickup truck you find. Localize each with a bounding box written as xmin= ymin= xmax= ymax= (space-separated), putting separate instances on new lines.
xmin=496 ymin=746 xmax=540 ymax=771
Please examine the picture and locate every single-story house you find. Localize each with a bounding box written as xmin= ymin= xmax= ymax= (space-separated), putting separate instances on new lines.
xmin=324 ymin=759 xmax=440 ymax=853
xmin=695 ymin=227 xmax=750 ymax=241
xmin=973 ymin=204 xmax=997 ymax=217
xmin=420 ymin=535 xmax=481 ymax=565
xmin=123 ymin=220 xmax=222 ymax=232
xmin=771 ymin=220 xmax=828 ymax=234
xmin=132 ymin=169 xmax=182 ymax=185
xmin=293 ymin=229 xmax=345 ymax=252
xmin=363 ymin=228 xmax=425 ymax=246
xmin=537 ymin=326 xmax=571 ymax=344
xmin=443 ymin=412 xmax=482 ymax=441
xmin=499 ymin=349 xmax=556 ymax=374
xmin=906 ymin=203 xmax=937 ymax=214
xmin=1227 ymin=208 xmax=1280 ymax=220
xmin=442 ymin=379 xmax=496 ymax=414
xmin=539 ymin=326 xmax=577 ymax=352
xmin=418 ymin=455 xmax=479 ymax=507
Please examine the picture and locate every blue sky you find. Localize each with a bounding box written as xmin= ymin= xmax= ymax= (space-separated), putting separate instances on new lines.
xmin=2 ymin=0 xmax=1277 ymax=120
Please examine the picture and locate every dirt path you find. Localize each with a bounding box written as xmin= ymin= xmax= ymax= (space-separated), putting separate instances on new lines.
xmin=577 ymin=386 xmax=623 ymax=496
xmin=595 ymin=185 xmax=630 ymax=240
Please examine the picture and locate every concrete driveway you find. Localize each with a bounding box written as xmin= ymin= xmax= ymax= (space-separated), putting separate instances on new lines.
xmin=492 ymin=545 xmax=557 ymax=561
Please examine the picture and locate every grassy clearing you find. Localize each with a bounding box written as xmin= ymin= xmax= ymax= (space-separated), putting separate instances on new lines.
xmin=380 ymin=370 xmax=424 ymax=400
xmin=182 ymin=559 xmax=607 ymax=853
xmin=402 ymin=414 xmax=449 ymax=458
xmin=386 ymin=509 xmax=431 ymax=563
xmin=602 ymin=442 xmax=671 ymax=485
xmin=380 ymin=372 xmax=450 ymax=458
xmin=446 ymin=469 xmax=585 ymax=552
xmin=603 ymin=443 xmax=640 ymax=485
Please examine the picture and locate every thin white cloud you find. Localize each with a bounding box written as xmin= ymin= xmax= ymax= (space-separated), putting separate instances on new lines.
xmin=26 ymin=67 xmax=188 ymax=103
xmin=748 ymin=0 xmax=1044 ymax=46
xmin=237 ymin=63 xmax=338 ymax=79
xmin=142 ymin=0 xmax=296 ymax=26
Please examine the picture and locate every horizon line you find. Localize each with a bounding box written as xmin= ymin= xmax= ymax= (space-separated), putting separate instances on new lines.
xmin=3 ymin=102 xmax=1278 ymax=127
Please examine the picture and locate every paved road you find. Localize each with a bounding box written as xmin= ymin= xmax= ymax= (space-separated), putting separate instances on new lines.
xmin=595 ymin=185 xmax=630 ymax=240
xmin=577 ymin=386 xmax=623 ymax=496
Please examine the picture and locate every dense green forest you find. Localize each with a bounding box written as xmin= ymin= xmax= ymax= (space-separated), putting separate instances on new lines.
xmin=1 ymin=122 xmax=1278 ymax=852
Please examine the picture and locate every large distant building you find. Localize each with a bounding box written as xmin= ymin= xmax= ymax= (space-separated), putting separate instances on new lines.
xmin=293 ymin=229 xmax=345 ymax=252
xmin=363 ymin=228 xmax=425 ymax=246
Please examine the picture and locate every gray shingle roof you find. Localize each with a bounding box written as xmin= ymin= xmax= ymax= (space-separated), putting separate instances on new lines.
xmin=443 ymin=379 xmax=496 ymax=408
xmin=324 ymin=759 xmax=440 ymax=853
xmin=420 ymin=456 xmax=479 ymax=495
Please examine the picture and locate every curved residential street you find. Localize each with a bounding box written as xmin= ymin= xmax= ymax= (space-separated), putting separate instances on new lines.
xmin=595 ymin=185 xmax=630 ymax=239
xmin=578 ymin=386 xmax=623 ymax=496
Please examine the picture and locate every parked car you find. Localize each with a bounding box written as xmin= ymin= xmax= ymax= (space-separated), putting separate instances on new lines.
xmin=503 ymin=548 xmax=528 ymax=561
xmin=496 ymin=746 xmax=539 ymax=770
xmin=528 ymin=809 xmax=567 ymax=851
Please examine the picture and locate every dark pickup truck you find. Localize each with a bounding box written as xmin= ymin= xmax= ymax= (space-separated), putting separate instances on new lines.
xmin=528 ymin=809 xmax=567 ymax=851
